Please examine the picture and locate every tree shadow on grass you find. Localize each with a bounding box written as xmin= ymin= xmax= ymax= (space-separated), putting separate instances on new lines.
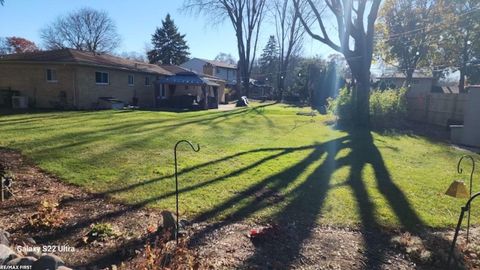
xmin=188 ymin=128 xmax=457 ymax=269
xmin=28 ymin=143 xmax=326 ymax=244
xmin=8 ymin=125 xmax=460 ymax=268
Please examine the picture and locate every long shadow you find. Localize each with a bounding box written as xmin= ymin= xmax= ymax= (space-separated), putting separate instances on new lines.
xmin=350 ymin=129 xmax=454 ymax=268
xmin=239 ymin=137 xmax=343 ymax=268
xmin=95 ymin=144 xmax=319 ymax=198
xmin=188 ymin=128 xmax=457 ymax=269
xmin=187 ymin=138 xmax=348 ymax=268
xmin=29 ymin=144 xmax=322 ymax=244
xmin=5 ymin=121 xmax=461 ymax=268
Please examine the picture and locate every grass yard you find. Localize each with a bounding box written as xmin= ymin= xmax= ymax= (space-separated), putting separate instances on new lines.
xmin=0 ymin=103 xmax=479 ymax=230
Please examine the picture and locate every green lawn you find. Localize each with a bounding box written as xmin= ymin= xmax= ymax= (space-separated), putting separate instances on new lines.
xmin=0 ymin=104 xmax=478 ymax=229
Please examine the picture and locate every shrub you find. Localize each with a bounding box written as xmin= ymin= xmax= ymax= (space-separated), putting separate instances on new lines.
xmin=369 ymin=88 xmax=407 ymax=128
xmin=326 ymin=87 xmax=353 ymax=122
xmin=327 ymin=87 xmax=407 ymax=128
xmin=87 ymin=222 xmax=118 ymax=241
xmin=28 ymin=200 xmax=68 ymax=229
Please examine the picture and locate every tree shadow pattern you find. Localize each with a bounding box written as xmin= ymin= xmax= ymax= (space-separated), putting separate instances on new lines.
xmin=186 ymin=128 xmax=455 ymax=269
xmin=1 ymin=106 xmax=462 ymax=269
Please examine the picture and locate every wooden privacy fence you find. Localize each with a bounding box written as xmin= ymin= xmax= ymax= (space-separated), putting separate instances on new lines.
xmin=406 ymin=93 xmax=467 ymax=127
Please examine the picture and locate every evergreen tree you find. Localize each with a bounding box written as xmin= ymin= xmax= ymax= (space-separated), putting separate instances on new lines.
xmin=259 ymin=36 xmax=279 ymax=95
xmin=148 ymin=14 xmax=190 ymax=65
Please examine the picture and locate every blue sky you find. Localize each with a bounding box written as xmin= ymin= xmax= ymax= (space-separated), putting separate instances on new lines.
xmin=0 ymin=0 xmax=336 ymax=60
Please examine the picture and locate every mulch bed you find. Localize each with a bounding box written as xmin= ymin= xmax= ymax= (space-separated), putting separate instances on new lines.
xmin=1 ymin=147 xmax=479 ymax=269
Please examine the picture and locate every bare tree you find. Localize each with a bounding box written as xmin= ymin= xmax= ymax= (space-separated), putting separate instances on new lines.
xmin=293 ymin=0 xmax=381 ymax=126
xmin=184 ymin=0 xmax=267 ymax=96
xmin=41 ymin=7 xmax=121 ymax=53
xmin=272 ymin=0 xmax=305 ymax=100
xmin=118 ymin=51 xmax=147 ymax=62
xmin=215 ymin=52 xmax=237 ymax=65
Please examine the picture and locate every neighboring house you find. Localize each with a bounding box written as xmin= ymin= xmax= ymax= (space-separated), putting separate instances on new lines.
xmin=376 ymin=73 xmax=434 ymax=97
xmin=156 ymin=65 xmax=226 ymax=108
xmin=0 ymin=49 xmax=172 ymax=109
xmin=181 ymin=58 xmax=237 ymax=87
xmin=158 ymin=65 xmax=226 ymax=109
xmin=0 ymin=49 xmax=226 ymax=110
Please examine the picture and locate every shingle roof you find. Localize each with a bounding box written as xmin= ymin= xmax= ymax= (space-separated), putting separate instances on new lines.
xmin=0 ymin=48 xmax=172 ymax=76
xmin=159 ymin=64 xmax=192 ymax=74
xmin=377 ymin=72 xmax=433 ymax=79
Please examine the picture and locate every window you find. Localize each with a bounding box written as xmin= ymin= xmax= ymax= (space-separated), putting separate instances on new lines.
xmin=145 ymin=76 xmax=150 ymax=86
xmin=216 ymin=68 xmax=221 ymax=74
xmin=46 ymin=69 xmax=57 ymax=82
xmin=128 ymin=74 xmax=134 ymax=86
xmin=95 ymin=72 xmax=109 ymax=84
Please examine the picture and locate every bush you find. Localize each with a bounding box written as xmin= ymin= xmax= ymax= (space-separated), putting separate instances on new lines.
xmin=369 ymin=88 xmax=407 ymax=128
xmin=327 ymin=87 xmax=407 ymax=128
xmin=326 ymin=87 xmax=353 ymax=121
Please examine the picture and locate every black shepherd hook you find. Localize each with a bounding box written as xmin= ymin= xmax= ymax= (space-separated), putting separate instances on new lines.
xmin=174 ymin=140 xmax=200 ymax=244
xmin=457 ymin=155 xmax=475 ymax=243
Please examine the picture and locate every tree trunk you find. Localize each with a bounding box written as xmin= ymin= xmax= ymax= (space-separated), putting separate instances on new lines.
xmin=405 ymin=68 xmax=414 ymax=91
xmin=349 ymin=62 xmax=371 ymax=127
xmin=277 ymin=70 xmax=286 ymax=101
xmin=459 ymin=68 xmax=466 ymax=93
xmin=459 ymin=34 xmax=469 ymax=93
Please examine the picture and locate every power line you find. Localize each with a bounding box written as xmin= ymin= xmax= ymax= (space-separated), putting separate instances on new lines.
xmin=375 ymin=5 xmax=480 ymax=43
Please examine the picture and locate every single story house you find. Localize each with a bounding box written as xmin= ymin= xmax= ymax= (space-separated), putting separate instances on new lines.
xmin=0 ymin=49 xmax=225 ymax=110
xmin=180 ymin=58 xmax=237 ymax=87
xmin=376 ymin=73 xmax=434 ymax=97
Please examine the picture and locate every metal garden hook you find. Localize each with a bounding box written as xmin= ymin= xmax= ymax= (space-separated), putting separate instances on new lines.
xmin=174 ymin=140 xmax=200 ymax=244
xmin=457 ymin=155 xmax=475 ymax=243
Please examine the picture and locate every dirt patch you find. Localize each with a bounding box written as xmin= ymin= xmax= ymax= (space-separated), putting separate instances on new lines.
xmin=0 ymin=148 xmax=162 ymax=269
xmin=1 ymin=147 xmax=479 ymax=269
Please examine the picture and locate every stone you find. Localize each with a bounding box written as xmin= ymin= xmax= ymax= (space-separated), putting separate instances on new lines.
xmin=27 ymin=250 xmax=42 ymax=259
xmin=60 ymin=193 xmax=75 ymax=201
xmin=32 ymin=254 xmax=65 ymax=270
xmin=6 ymin=256 xmax=37 ymax=266
xmin=0 ymin=244 xmax=16 ymax=264
xmin=6 ymin=253 xmax=20 ymax=262
xmin=0 ymin=230 xmax=10 ymax=246
xmin=25 ymin=237 xmax=36 ymax=245
xmin=57 ymin=266 xmax=73 ymax=270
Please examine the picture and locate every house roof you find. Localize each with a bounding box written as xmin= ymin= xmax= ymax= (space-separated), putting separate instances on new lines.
xmin=432 ymin=85 xmax=460 ymax=94
xmin=0 ymin=48 xmax=172 ymax=76
xmin=377 ymin=72 xmax=433 ymax=79
xmin=159 ymin=64 xmax=225 ymax=83
xmin=197 ymin=58 xmax=237 ymax=69
xmin=159 ymin=64 xmax=192 ymax=74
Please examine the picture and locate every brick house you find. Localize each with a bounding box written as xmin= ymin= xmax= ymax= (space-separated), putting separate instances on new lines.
xmin=0 ymin=49 xmax=227 ymax=110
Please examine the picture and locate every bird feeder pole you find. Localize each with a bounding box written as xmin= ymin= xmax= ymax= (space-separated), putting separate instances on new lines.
xmin=173 ymin=140 xmax=200 ymax=244
xmin=457 ymin=155 xmax=475 ymax=243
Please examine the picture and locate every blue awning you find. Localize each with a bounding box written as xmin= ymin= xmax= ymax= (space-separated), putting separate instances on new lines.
xmin=158 ymin=75 xmax=219 ymax=87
